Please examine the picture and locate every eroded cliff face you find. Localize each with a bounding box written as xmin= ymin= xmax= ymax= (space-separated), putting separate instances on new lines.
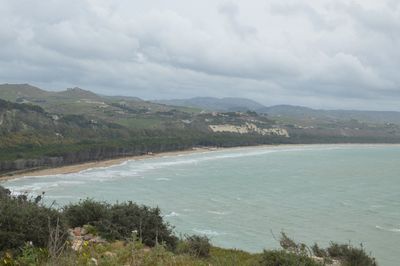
xmin=209 ymin=123 xmax=289 ymax=137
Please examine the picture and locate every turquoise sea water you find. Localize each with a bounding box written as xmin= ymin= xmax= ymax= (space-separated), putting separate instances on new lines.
xmin=2 ymin=144 xmax=400 ymax=265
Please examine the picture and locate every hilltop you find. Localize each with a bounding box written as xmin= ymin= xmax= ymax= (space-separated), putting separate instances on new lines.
xmin=156 ymin=97 xmax=265 ymax=112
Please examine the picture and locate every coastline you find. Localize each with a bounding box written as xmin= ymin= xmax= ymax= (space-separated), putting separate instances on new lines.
xmin=1 ymin=143 xmax=399 ymax=182
xmin=0 ymin=147 xmax=217 ymax=181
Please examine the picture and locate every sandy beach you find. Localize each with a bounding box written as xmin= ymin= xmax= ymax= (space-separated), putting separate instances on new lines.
xmin=0 ymin=147 xmax=216 ymax=181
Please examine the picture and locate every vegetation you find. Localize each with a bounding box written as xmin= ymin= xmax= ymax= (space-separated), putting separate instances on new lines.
xmin=1 ymin=84 xmax=400 ymax=176
xmin=325 ymin=243 xmax=377 ymax=266
xmin=0 ymin=189 xmax=68 ymax=254
xmin=260 ymin=250 xmax=320 ymax=266
xmin=176 ymin=235 xmax=211 ymax=258
xmin=0 ymin=185 xmax=379 ymax=265
xmin=63 ymin=199 xmax=178 ymax=249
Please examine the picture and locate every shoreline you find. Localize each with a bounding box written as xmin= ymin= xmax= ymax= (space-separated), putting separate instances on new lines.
xmin=0 ymin=147 xmax=215 ymax=182
xmin=1 ymin=143 xmax=399 ymax=182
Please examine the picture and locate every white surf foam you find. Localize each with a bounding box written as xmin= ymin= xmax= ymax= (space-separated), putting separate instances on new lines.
xmin=164 ymin=211 xmax=180 ymax=217
xmin=375 ymin=225 xmax=400 ymax=233
xmin=156 ymin=178 xmax=171 ymax=181
xmin=192 ymin=228 xmax=225 ymax=236
xmin=208 ymin=210 xmax=229 ymax=215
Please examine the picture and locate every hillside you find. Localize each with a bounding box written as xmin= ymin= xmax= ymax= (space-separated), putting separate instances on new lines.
xmin=0 ymin=84 xmax=197 ymax=130
xmin=0 ymin=95 xmax=290 ymax=174
xmin=1 ymin=84 xmax=400 ymax=175
xmin=260 ymin=105 xmax=400 ymax=125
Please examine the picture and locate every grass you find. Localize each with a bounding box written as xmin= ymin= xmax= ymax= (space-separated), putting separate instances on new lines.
xmin=117 ymin=117 xmax=164 ymax=129
xmin=4 ymin=241 xmax=263 ymax=266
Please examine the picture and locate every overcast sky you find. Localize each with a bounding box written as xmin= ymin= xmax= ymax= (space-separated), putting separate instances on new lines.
xmin=1 ymin=0 xmax=399 ymax=110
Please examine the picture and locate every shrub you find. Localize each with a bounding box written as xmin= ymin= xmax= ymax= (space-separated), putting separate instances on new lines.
xmin=0 ymin=186 xmax=11 ymax=199
xmin=327 ymin=243 xmax=377 ymax=266
xmin=63 ymin=199 xmax=177 ymax=249
xmin=107 ymin=202 xmax=177 ymax=249
xmin=14 ymin=244 xmax=49 ymax=265
xmin=0 ymin=187 xmax=68 ymax=254
xmin=260 ymin=250 xmax=321 ymax=266
xmin=273 ymin=233 xmax=377 ymax=266
xmin=177 ymin=235 xmax=211 ymax=258
xmin=311 ymin=243 xmax=327 ymax=258
xmin=279 ymin=232 xmax=310 ymax=257
xmin=62 ymin=199 xmax=109 ymax=228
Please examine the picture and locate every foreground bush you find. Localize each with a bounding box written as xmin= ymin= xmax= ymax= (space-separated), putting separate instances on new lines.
xmin=62 ymin=199 xmax=109 ymax=228
xmin=326 ymin=243 xmax=377 ymax=266
xmin=280 ymin=233 xmax=378 ymax=266
xmin=63 ymin=199 xmax=178 ymax=249
xmin=0 ymin=190 xmax=67 ymax=254
xmin=0 ymin=185 xmax=379 ymax=266
xmin=177 ymin=235 xmax=211 ymax=257
xmin=260 ymin=250 xmax=321 ymax=266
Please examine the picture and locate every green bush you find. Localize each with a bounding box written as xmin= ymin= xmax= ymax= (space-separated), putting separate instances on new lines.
xmin=14 ymin=244 xmax=49 ymax=265
xmin=260 ymin=250 xmax=321 ymax=266
xmin=311 ymin=243 xmax=327 ymax=258
xmin=63 ymin=199 xmax=177 ymax=249
xmin=62 ymin=199 xmax=109 ymax=228
xmin=0 ymin=188 xmax=68 ymax=254
xmin=275 ymin=233 xmax=378 ymax=266
xmin=327 ymin=243 xmax=377 ymax=266
xmin=0 ymin=186 xmax=11 ymax=199
xmin=177 ymin=235 xmax=211 ymax=258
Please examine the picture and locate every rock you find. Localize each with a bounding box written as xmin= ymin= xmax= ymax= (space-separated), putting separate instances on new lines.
xmin=83 ymin=234 xmax=94 ymax=241
xmin=104 ymin=251 xmax=117 ymax=257
xmin=90 ymin=258 xmax=98 ymax=265
xmin=89 ymin=237 xmax=106 ymax=244
xmin=73 ymin=227 xmax=82 ymax=236
xmin=71 ymin=239 xmax=83 ymax=251
xmin=311 ymin=256 xmax=341 ymax=266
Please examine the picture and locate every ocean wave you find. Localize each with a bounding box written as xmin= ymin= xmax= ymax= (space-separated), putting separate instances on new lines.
xmin=208 ymin=210 xmax=229 ymax=215
xmin=210 ymin=198 xmax=224 ymax=203
xmin=6 ymin=179 xmax=86 ymax=193
xmin=340 ymin=201 xmax=351 ymax=206
xmin=164 ymin=211 xmax=180 ymax=217
xmin=375 ymin=225 xmax=400 ymax=233
xmin=79 ymin=160 xmax=132 ymax=174
xmin=192 ymin=228 xmax=225 ymax=236
xmin=45 ymin=195 xmax=76 ymax=199
xmin=156 ymin=178 xmax=171 ymax=181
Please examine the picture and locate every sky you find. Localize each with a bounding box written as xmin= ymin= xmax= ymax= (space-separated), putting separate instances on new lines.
xmin=0 ymin=0 xmax=399 ymax=111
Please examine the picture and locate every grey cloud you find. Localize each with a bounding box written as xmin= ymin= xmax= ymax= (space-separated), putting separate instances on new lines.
xmin=0 ymin=0 xmax=399 ymax=111
xmin=218 ymin=2 xmax=258 ymax=40
xmin=269 ymin=2 xmax=337 ymax=31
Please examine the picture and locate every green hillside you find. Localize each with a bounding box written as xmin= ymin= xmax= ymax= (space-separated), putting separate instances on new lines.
xmin=1 ymin=83 xmax=400 ymax=175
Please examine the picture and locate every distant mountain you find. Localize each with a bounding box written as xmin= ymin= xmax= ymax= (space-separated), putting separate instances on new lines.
xmin=155 ymin=97 xmax=266 ymax=112
xmin=55 ymin=87 xmax=101 ymax=100
xmin=0 ymin=83 xmax=50 ymax=101
xmin=0 ymin=84 xmax=101 ymax=102
xmin=259 ymin=105 xmax=400 ymax=125
xmin=156 ymin=97 xmax=400 ymax=125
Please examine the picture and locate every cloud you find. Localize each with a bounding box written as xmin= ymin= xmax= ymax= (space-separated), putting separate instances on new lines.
xmin=0 ymin=0 xmax=399 ymax=110
xmin=218 ymin=2 xmax=258 ymax=40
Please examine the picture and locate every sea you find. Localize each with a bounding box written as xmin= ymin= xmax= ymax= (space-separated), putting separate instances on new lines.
xmin=2 ymin=144 xmax=400 ymax=265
